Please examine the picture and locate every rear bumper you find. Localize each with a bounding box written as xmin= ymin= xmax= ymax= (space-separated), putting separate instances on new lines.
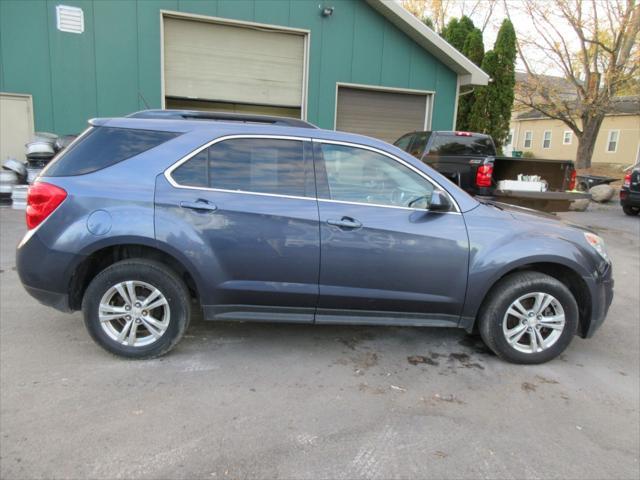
xmin=582 ymin=263 xmax=614 ymax=338
xmin=16 ymin=229 xmax=82 ymax=313
xmin=620 ymin=189 xmax=640 ymax=208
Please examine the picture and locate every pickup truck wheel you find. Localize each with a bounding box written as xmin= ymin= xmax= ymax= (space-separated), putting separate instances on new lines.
xmin=478 ymin=271 xmax=578 ymax=364
xmin=82 ymin=259 xmax=191 ymax=359
xmin=622 ymin=205 xmax=639 ymax=216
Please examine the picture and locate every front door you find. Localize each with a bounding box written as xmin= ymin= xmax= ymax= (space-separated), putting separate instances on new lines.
xmin=313 ymin=141 xmax=469 ymax=326
xmin=155 ymin=135 xmax=319 ymax=323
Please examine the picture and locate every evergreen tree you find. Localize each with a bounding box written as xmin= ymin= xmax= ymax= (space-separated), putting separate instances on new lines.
xmin=490 ymin=19 xmax=517 ymax=152
xmin=468 ymin=20 xmax=517 ymax=154
xmin=456 ymin=28 xmax=484 ymax=130
xmin=442 ymin=16 xmax=474 ymax=52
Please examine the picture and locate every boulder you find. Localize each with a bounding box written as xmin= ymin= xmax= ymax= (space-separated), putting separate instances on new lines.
xmin=569 ymin=199 xmax=590 ymax=211
xmin=589 ymin=184 xmax=615 ymax=203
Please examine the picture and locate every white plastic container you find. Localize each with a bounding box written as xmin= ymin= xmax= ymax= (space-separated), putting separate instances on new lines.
xmin=497 ymin=179 xmax=547 ymax=192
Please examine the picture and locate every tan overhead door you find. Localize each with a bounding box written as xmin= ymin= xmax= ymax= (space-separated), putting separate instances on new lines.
xmin=336 ymin=87 xmax=429 ymax=143
xmin=0 ymin=93 xmax=34 ymax=161
xmin=163 ymin=16 xmax=305 ymax=115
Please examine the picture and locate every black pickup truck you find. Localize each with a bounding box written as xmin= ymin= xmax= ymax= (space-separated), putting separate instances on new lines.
xmin=394 ymin=131 xmax=589 ymax=211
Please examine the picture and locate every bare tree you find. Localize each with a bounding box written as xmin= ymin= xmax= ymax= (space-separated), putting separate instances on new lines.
xmin=402 ymin=0 xmax=452 ymax=32
xmin=507 ymin=0 xmax=640 ymax=169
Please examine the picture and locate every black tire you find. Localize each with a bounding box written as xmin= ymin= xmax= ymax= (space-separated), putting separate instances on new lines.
xmin=622 ymin=205 xmax=639 ymax=216
xmin=82 ymin=259 xmax=191 ymax=359
xmin=478 ymin=271 xmax=579 ymax=364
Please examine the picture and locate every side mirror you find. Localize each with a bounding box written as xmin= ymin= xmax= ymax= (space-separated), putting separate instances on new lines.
xmin=428 ymin=190 xmax=452 ymax=212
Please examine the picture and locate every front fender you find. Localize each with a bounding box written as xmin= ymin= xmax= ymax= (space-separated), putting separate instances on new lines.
xmin=461 ymin=207 xmax=600 ymax=322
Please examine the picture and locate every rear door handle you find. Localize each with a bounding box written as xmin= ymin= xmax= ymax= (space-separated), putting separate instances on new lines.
xmin=180 ymin=200 xmax=218 ymax=212
xmin=327 ymin=217 xmax=362 ymax=229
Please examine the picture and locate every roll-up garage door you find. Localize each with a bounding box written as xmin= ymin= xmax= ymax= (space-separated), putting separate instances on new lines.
xmin=336 ymin=86 xmax=429 ymax=143
xmin=163 ymin=16 xmax=305 ymax=115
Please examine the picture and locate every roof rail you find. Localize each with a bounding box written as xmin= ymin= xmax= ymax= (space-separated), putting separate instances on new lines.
xmin=127 ymin=110 xmax=318 ymax=129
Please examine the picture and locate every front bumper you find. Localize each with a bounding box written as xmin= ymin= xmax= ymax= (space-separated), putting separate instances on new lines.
xmin=582 ymin=262 xmax=614 ymax=338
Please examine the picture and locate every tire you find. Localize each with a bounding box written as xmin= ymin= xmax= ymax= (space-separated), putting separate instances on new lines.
xmin=82 ymin=259 xmax=191 ymax=359
xmin=622 ymin=205 xmax=639 ymax=216
xmin=478 ymin=271 xmax=579 ymax=364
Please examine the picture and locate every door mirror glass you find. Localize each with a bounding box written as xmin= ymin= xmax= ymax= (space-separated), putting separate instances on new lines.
xmin=428 ymin=190 xmax=452 ymax=212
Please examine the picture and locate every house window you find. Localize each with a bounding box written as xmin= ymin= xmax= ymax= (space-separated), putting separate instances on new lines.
xmin=563 ymin=131 xmax=572 ymax=145
xmin=607 ymin=130 xmax=619 ymax=153
xmin=506 ymin=129 xmax=514 ymax=146
xmin=543 ymin=131 xmax=552 ymax=149
xmin=523 ymin=131 xmax=533 ymax=149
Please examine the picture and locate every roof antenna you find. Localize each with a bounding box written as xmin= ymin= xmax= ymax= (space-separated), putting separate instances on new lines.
xmin=138 ymin=92 xmax=150 ymax=109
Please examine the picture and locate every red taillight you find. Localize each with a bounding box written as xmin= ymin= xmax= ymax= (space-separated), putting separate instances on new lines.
xmin=476 ymin=164 xmax=493 ymax=188
xmin=568 ymin=169 xmax=577 ymax=190
xmin=455 ymin=131 xmax=473 ymax=137
xmin=26 ymin=182 xmax=67 ymax=230
xmin=623 ymin=173 xmax=632 ymax=188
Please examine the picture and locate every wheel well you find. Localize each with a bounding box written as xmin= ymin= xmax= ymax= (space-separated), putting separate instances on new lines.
xmin=477 ymin=263 xmax=592 ymax=337
xmin=69 ymin=244 xmax=199 ymax=310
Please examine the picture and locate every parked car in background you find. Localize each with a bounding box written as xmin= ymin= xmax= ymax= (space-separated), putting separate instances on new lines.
xmin=17 ymin=111 xmax=613 ymax=364
xmin=620 ymin=163 xmax=640 ymax=216
xmin=394 ymin=130 xmax=589 ymax=211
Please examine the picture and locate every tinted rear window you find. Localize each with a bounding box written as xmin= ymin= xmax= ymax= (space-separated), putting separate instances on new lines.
xmin=43 ymin=127 xmax=179 ymax=176
xmin=428 ymin=134 xmax=495 ymax=156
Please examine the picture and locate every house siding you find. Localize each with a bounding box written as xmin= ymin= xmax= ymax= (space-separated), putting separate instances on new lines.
xmin=0 ymin=0 xmax=458 ymax=135
xmin=512 ymin=114 xmax=640 ymax=165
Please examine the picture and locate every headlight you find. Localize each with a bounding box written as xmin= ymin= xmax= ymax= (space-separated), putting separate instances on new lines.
xmin=584 ymin=232 xmax=610 ymax=263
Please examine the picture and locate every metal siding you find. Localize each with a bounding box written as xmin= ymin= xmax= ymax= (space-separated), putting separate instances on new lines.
xmin=137 ymin=0 xmax=177 ymax=110
xmin=94 ymin=1 xmax=139 ymax=118
xmin=351 ymin=4 xmax=385 ymax=86
xmin=253 ymin=0 xmax=290 ymax=26
xmin=380 ymin=21 xmax=412 ymax=87
xmin=46 ymin=0 xmax=97 ymax=135
xmin=433 ymin=64 xmax=457 ymax=130
xmin=1 ymin=0 xmax=458 ymax=135
xmin=0 ymin=0 xmax=54 ymax=132
xmin=317 ymin=0 xmax=356 ymax=129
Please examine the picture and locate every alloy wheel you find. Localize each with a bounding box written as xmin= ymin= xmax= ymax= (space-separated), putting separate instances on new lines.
xmin=502 ymin=292 xmax=565 ymax=354
xmin=98 ymin=281 xmax=171 ymax=347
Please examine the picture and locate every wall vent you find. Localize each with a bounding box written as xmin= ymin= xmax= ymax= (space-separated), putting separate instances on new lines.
xmin=56 ymin=5 xmax=84 ymax=34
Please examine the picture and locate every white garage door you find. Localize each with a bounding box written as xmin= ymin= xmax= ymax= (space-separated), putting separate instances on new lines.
xmin=0 ymin=93 xmax=34 ymax=161
xmin=163 ymin=16 xmax=306 ymax=117
xmin=336 ymin=86 xmax=430 ymax=144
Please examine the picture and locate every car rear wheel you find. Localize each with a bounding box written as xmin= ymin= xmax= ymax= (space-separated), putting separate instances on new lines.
xmin=478 ymin=271 xmax=578 ymax=364
xmin=82 ymin=259 xmax=190 ymax=359
xmin=622 ymin=205 xmax=639 ymax=216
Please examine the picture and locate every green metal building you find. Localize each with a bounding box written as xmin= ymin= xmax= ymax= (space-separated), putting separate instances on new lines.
xmin=0 ymin=0 xmax=487 ymax=160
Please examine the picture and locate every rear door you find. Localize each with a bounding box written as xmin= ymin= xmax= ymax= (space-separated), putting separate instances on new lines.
xmin=312 ymin=140 xmax=469 ymax=326
xmin=155 ymin=135 xmax=320 ymax=323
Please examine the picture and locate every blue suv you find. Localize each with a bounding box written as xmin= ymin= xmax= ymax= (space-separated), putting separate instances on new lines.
xmin=16 ymin=110 xmax=614 ymax=363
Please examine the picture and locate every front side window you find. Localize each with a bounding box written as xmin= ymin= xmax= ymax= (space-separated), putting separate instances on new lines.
xmin=523 ymin=131 xmax=533 ymax=149
xmin=171 ymin=138 xmax=309 ymax=197
xmin=317 ymin=143 xmax=434 ymax=209
xmin=543 ymin=131 xmax=552 ymax=149
xmin=607 ymin=130 xmax=619 ymax=152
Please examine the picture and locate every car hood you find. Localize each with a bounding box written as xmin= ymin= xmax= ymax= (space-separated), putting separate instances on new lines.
xmin=479 ymin=200 xmax=596 ymax=234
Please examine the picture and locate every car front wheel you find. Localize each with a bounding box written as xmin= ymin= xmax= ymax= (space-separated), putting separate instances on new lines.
xmin=478 ymin=271 xmax=579 ymax=364
xmin=82 ymin=259 xmax=191 ymax=359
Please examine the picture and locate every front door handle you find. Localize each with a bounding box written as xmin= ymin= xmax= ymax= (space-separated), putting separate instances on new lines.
xmin=327 ymin=217 xmax=362 ymax=229
xmin=180 ymin=200 xmax=218 ymax=213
